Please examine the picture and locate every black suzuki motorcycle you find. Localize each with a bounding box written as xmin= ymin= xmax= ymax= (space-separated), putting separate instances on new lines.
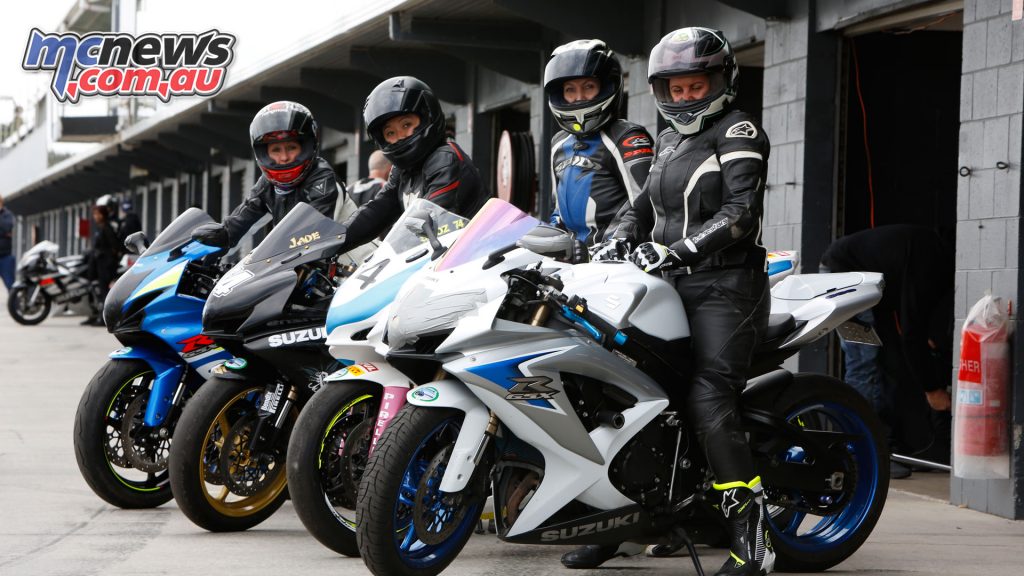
xmin=7 ymin=240 xmax=104 ymax=325
xmin=168 ymin=202 xmax=351 ymax=532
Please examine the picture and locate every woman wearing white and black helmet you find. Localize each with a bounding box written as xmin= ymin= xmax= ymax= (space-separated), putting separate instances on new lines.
xmin=191 ymin=101 xmax=342 ymax=249
xmin=593 ymin=27 xmax=774 ymax=576
xmin=337 ymin=76 xmax=489 ymax=250
xmin=543 ymin=39 xmax=654 ymax=247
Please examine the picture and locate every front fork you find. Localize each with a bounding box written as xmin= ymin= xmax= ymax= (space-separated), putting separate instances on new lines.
xmin=248 ymin=381 xmax=297 ymax=453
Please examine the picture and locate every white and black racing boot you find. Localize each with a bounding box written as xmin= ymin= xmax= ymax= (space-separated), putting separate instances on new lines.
xmin=713 ymin=477 xmax=775 ymax=576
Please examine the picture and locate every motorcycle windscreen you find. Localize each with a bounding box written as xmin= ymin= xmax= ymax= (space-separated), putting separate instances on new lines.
xmin=436 ymin=198 xmax=539 ymax=272
xmin=382 ymin=198 xmax=471 ymax=254
xmin=248 ymin=201 xmax=346 ymax=262
xmin=142 ymin=208 xmax=214 ymax=257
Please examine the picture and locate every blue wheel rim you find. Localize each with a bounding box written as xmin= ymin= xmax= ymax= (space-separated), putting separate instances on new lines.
xmin=391 ymin=416 xmax=482 ymax=569
xmin=766 ymin=401 xmax=880 ymax=552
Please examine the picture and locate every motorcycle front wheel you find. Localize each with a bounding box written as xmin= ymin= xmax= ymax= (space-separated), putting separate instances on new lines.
xmin=8 ymin=284 xmax=51 ymax=325
xmin=287 ymin=382 xmax=380 ymax=557
xmin=759 ymin=373 xmax=889 ymax=572
xmin=357 ymin=405 xmax=486 ymax=576
xmin=73 ymin=359 xmax=172 ymax=508
xmin=169 ymin=377 xmax=294 ymax=532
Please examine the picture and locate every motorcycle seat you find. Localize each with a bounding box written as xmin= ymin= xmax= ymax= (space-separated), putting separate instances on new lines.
xmin=764 ymin=313 xmax=795 ymax=342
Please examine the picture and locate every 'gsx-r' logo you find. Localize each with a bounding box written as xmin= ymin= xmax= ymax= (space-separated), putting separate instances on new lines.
xmin=505 ymin=376 xmax=559 ymax=401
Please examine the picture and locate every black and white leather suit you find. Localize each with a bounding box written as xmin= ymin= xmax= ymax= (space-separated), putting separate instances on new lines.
xmin=613 ymin=108 xmax=771 ymax=484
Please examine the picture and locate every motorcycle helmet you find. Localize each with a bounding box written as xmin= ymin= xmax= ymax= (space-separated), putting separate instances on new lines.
xmin=363 ymin=76 xmax=445 ymax=170
xmin=250 ymin=101 xmax=320 ymax=190
xmin=543 ymin=39 xmax=622 ymax=135
xmin=649 ymin=27 xmax=738 ymax=136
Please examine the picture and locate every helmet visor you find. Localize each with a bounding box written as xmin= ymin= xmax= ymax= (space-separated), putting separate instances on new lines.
xmin=651 ymin=72 xmax=727 ymax=107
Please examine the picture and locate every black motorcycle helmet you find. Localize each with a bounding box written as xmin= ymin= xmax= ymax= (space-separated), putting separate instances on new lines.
xmin=250 ymin=101 xmax=320 ymax=190
xmin=543 ymin=39 xmax=622 ymax=135
xmin=363 ymin=76 xmax=446 ymax=170
xmin=649 ymin=27 xmax=738 ymax=136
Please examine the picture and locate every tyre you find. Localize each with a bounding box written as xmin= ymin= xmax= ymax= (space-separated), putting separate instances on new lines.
xmin=287 ymin=383 xmax=380 ymax=557
xmin=760 ymin=373 xmax=889 ymax=572
xmin=8 ymin=284 xmax=51 ymax=325
xmin=357 ymin=405 xmax=486 ymax=576
xmin=73 ymin=359 xmax=173 ymax=508
xmin=169 ymin=377 xmax=294 ymax=532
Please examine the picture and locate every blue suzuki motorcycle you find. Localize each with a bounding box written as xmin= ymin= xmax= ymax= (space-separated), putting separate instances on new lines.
xmin=73 ymin=208 xmax=231 ymax=508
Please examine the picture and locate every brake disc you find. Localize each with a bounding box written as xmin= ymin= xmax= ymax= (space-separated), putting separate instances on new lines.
xmin=413 ymin=445 xmax=473 ymax=545
xmin=121 ymin=393 xmax=170 ymax=473
xmin=323 ymin=418 xmax=373 ymax=508
xmin=218 ymin=412 xmax=283 ymax=496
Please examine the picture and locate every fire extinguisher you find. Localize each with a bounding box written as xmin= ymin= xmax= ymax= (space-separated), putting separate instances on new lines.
xmin=954 ymin=293 xmax=1010 ymax=478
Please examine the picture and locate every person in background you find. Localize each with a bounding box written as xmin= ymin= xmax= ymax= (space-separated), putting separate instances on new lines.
xmin=820 ymin=224 xmax=954 ymax=478
xmin=83 ymin=205 xmax=120 ymax=326
xmin=0 ymin=193 xmax=15 ymax=291
xmin=345 ymin=150 xmax=393 ymax=210
xmin=118 ymin=199 xmax=142 ymax=245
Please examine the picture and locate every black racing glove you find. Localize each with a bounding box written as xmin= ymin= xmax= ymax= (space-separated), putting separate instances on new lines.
xmin=589 ymin=237 xmax=631 ymax=262
xmin=191 ymin=223 xmax=229 ymax=249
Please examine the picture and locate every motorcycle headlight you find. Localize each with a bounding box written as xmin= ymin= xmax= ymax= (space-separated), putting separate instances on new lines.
xmin=387 ymin=283 xmax=487 ymax=350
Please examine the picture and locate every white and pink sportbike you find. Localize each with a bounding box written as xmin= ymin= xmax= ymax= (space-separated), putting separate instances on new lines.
xmin=354 ymin=199 xmax=889 ymax=576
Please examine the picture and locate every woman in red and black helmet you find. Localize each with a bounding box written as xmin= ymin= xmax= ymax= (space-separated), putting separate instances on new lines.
xmin=336 ymin=76 xmax=489 ymax=251
xmin=191 ymin=101 xmax=344 ymax=249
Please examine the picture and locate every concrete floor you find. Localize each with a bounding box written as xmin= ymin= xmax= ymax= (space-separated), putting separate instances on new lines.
xmin=1 ymin=313 xmax=1022 ymax=576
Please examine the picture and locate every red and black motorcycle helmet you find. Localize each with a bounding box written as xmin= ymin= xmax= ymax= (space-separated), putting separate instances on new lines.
xmin=363 ymin=76 xmax=446 ymax=170
xmin=250 ymin=101 xmax=320 ymax=190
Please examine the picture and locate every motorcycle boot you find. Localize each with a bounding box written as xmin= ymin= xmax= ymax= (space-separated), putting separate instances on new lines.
xmin=560 ymin=542 xmax=645 ymax=569
xmin=712 ymin=476 xmax=774 ymax=576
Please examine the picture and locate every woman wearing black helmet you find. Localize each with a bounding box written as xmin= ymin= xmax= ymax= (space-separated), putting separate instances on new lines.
xmin=543 ymin=39 xmax=654 ymax=246
xmin=337 ymin=76 xmax=488 ymax=249
xmin=191 ymin=101 xmax=344 ymax=249
xmin=594 ymin=27 xmax=774 ymax=576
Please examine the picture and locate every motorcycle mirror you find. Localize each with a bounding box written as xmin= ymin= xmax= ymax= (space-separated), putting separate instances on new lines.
xmin=404 ymin=209 xmax=445 ymax=260
xmin=517 ymin=224 xmax=577 ymax=262
xmin=124 ymin=231 xmax=150 ymax=255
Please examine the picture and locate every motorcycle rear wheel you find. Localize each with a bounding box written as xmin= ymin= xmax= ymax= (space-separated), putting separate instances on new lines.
xmin=8 ymin=285 xmax=51 ymax=325
xmin=761 ymin=373 xmax=889 ymax=572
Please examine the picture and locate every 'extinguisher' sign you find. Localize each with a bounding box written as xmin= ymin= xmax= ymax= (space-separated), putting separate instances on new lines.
xmin=954 ymin=293 xmax=1010 ymax=479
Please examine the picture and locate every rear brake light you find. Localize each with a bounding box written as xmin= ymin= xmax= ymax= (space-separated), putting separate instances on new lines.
xmin=40 ymin=278 xmax=55 ymax=286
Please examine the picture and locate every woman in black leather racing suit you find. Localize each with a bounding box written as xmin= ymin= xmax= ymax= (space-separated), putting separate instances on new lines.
xmin=337 ymin=76 xmax=490 ymax=250
xmin=191 ymin=101 xmax=341 ymax=249
xmin=594 ymin=27 xmax=774 ymax=576
xmin=544 ymin=39 xmax=653 ymax=246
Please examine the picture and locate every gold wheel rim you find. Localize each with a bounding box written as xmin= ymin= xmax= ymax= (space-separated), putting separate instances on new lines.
xmin=199 ymin=387 xmax=291 ymax=517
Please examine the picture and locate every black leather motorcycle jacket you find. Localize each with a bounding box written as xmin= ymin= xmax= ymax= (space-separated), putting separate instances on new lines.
xmin=550 ymin=119 xmax=653 ymax=245
xmin=222 ymin=157 xmax=339 ymax=247
xmin=341 ymin=140 xmax=488 ymax=249
xmin=615 ymin=109 xmax=770 ymax=271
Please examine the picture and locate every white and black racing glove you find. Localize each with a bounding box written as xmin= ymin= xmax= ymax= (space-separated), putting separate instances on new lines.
xmin=631 ymin=242 xmax=683 ymax=273
xmin=589 ymin=238 xmax=631 ymax=262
